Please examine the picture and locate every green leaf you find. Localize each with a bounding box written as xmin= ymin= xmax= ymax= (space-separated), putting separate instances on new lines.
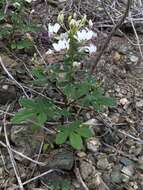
xmin=37 ymin=112 xmax=47 ymax=125
xmin=31 ymin=123 xmax=41 ymax=131
xmin=19 ymin=98 xmax=36 ymax=108
xmin=61 ymin=180 xmax=71 ymax=190
xmin=43 ymin=143 xmax=49 ymax=152
xmin=96 ymin=97 xmax=116 ymax=107
xmin=11 ymin=42 xmax=17 ymax=49
xmin=76 ymin=127 xmax=92 ymax=138
xmin=0 ymin=12 xmax=5 ymax=21
xmin=11 ymin=109 xmax=34 ymax=124
xmin=11 ymin=39 xmax=33 ymax=50
xmin=69 ymin=132 xmax=83 ymax=150
xmin=55 ymin=130 xmax=69 ymax=144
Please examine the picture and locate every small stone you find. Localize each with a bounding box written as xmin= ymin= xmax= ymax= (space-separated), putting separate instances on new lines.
xmin=119 ymin=98 xmax=129 ymax=106
xmin=80 ymin=160 xmax=95 ymax=180
xmin=134 ymin=144 xmax=142 ymax=156
xmin=83 ymin=119 xmax=98 ymax=127
xmin=2 ymin=85 xmax=8 ymax=90
xmin=137 ymin=156 xmax=143 ymax=171
xmin=129 ymin=55 xmax=139 ymax=63
xmin=86 ymin=137 xmax=101 ymax=153
xmin=118 ymin=45 xmax=128 ymax=54
xmin=77 ymin=151 xmax=86 ymax=158
xmin=88 ymin=174 xmax=110 ymax=190
xmin=121 ymin=165 xmax=134 ymax=177
xmin=113 ymin=52 xmax=121 ymax=62
xmin=115 ymin=86 xmax=120 ymax=93
xmin=111 ymin=169 xmax=122 ymax=184
xmin=120 ymin=157 xmax=134 ymax=166
xmin=129 ymin=144 xmax=142 ymax=156
xmin=129 ymin=181 xmax=138 ymax=190
xmin=125 ymin=139 xmax=135 ymax=146
xmin=0 ymin=84 xmax=16 ymax=105
xmin=111 ymin=113 xmax=120 ymax=123
xmin=121 ymin=174 xmax=130 ymax=182
xmin=45 ymin=148 xmax=74 ymax=170
xmin=97 ymin=154 xmax=111 ymax=170
xmin=136 ymin=100 xmax=143 ymax=108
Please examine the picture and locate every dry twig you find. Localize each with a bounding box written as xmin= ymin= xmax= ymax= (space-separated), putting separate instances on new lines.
xmin=75 ymin=167 xmax=89 ymax=190
xmin=0 ymin=141 xmax=46 ymax=166
xmin=3 ymin=105 xmax=24 ymax=190
xmin=0 ymin=56 xmax=29 ymax=98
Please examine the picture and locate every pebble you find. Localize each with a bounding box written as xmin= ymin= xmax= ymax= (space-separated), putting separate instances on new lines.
xmin=129 ymin=55 xmax=139 ymax=63
xmin=119 ymin=98 xmax=129 ymax=106
xmin=86 ymin=137 xmax=101 ymax=153
xmin=136 ymin=100 xmax=143 ymax=108
xmin=120 ymin=157 xmax=134 ymax=166
xmin=118 ymin=45 xmax=128 ymax=54
xmin=137 ymin=156 xmax=143 ymax=171
xmin=97 ymin=154 xmax=111 ymax=170
xmin=80 ymin=160 xmax=95 ymax=180
xmin=111 ymin=169 xmax=122 ymax=184
xmin=44 ymin=148 xmax=74 ymax=171
xmin=121 ymin=165 xmax=134 ymax=177
xmin=77 ymin=151 xmax=86 ymax=158
xmin=113 ymin=52 xmax=121 ymax=62
xmin=121 ymin=173 xmax=130 ymax=182
xmin=83 ymin=119 xmax=98 ymax=127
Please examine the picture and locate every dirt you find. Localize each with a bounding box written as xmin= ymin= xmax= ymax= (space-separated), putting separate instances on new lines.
xmin=0 ymin=0 xmax=143 ymax=190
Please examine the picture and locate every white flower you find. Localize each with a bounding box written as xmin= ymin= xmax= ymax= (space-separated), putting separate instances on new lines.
xmin=79 ymin=44 xmax=97 ymax=54
xmin=45 ymin=49 xmax=53 ymax=55
xmin=59 ymin=32 xmax=68 ymax=40
xmin=87 ymin=44 xmax=97 ymax=54
xmin=73 ymin=61 xmax=81 ymax=68
xmin=76 ymin=28 xmax=97 ymax=42
xmin=48 ymin=23 xmax=60 ymax=37
xmin=53 ymin=39 xmax=69 ymax=51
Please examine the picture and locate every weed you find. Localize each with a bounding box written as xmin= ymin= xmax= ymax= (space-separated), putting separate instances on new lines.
xmin=12 ymin=13 xmax=116 ymax=150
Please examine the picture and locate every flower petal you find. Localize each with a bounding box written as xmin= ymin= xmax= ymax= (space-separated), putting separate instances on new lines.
xmin=79 ymin=44 xmax=97 ymax=54
xmin=48 ymin=23 xmax=60 ymax=37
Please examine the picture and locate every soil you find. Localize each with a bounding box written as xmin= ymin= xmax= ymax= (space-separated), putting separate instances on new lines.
xmin=0 ymin=0 xmax=143 ymax=190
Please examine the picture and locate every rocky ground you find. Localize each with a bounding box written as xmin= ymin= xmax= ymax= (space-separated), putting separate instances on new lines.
xmin=0 ymin=0 xmax=143 ymax=190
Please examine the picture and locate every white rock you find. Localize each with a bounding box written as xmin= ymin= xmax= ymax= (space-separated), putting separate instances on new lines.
xmin=86 ymin=137 xmax=101 ymax=152
xmin=121 ymin=165 xmax=134 ymax=177
xmin=129 ymin=55 xmax=139 ymax=63
xmin=136 ymin=100 xmax=143 ymax=108
xmin=119 ymin=98 xmax=129 ymax=106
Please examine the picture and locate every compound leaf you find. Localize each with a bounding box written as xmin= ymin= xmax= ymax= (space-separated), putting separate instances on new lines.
xmin=76 ymin=127 xmax=92 ymax=138
xmin=11 ymin=109 xmax=34 ymax=124
xmin=55 ymin=130 xmax=69 ymax=144
xmin=70 ymin=132 xmax=83 ymax=150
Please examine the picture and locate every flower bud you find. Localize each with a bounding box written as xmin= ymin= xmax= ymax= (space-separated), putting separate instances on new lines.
xmin=73 ymin=13 xmax=77 ymax=19
xmin=82 ymin=14 xmax=87 ymax=24
xmin=57 ymin=13 xmax=64 ymax=23
xmin=89 ymin=19 xmax=93 ymax=28
xmin=68 ymin=15 xmax=72 ymax=23
xmin=69 ymin=19 xmax=77 ymax=27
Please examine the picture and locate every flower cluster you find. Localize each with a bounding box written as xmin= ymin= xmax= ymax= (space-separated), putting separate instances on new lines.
xmin=47 ymin=13 xmax=97 ymax=55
